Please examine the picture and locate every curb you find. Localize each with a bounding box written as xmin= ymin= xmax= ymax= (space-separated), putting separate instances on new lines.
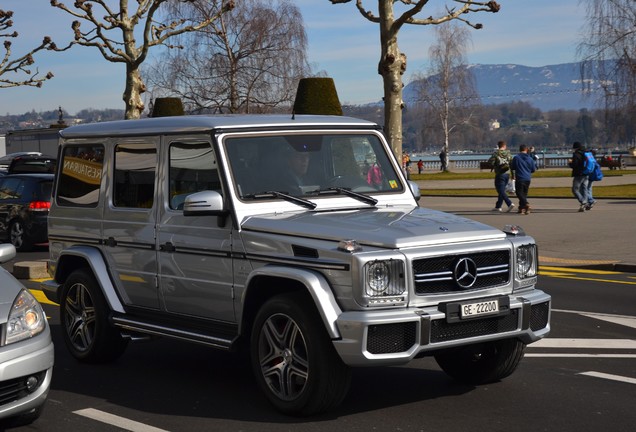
xmin=12 ymin=260 xmax=48 ymax=280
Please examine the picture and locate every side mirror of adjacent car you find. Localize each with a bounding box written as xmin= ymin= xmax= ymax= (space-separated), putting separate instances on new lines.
xmin=408 ymin=181 xmax=421 ymax=202
xmin=0 ymin=244 xmax=17 ymax=263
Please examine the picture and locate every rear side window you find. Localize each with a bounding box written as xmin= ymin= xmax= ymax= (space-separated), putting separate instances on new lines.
xmin=57 ymin=145 xmax=104 ymax=207
xmin=114 ymin=143 xmax=157 ymax=209
xmin=0 ymin=178 xmax=24 ymax=199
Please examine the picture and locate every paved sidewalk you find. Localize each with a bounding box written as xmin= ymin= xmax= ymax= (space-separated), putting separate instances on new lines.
xmin=420 ymin=195 xmax=636 ymax=272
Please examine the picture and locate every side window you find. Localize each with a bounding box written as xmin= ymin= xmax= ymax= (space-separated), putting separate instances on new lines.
xmin=114 ymin=143 xmax=157 ymax=209
xmin=0 ymin=178 xmax=23 ymax=199
xmin=57 ymin=145 xmax=104 ymax=207
xmin=169 ymin=141 xmax=219 ymax=210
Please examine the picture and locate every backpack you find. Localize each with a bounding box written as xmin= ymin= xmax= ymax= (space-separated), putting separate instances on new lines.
xmin=588 ymin=160 xmax=603 ymax=182
xmin=582 ymin=151 xmax=596 ymax=176
xmin=489 ymin=152 xmax=509 ymax=173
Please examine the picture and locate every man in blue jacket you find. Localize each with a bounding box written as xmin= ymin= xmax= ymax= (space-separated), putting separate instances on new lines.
xmin=510 ymin=144 xmax=537 ymax=215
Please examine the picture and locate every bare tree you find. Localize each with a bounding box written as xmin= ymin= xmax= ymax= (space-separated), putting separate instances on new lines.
xmin=0 ymin=9 xmax=56 ymax=88
xmin=50 ymin=0 xmax=235 ymax=119
xmin=577 ymin=0 xmax=636 ymax=144
xmin=413 ymin=22 xmax=479 ymax=170
xmin=146 ymin=0 xmax=309 ymax=114
xmin=329 ymin=0 xmax=500 ymax=160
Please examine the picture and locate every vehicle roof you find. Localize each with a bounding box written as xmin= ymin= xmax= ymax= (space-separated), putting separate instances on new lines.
xmin=1 ymin=173 xmax=55 ymax=180
xmin=59 ymin=114 xmax=380 ymax=139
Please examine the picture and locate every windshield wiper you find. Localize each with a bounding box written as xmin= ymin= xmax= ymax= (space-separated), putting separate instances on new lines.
xmin=243 ymin=191 xmax=317 ymax=210
xmin=307 ymin=187 xmax=377 ymax=206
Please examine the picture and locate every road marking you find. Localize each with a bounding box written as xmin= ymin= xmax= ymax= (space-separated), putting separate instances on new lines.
xmin=74 ymin=408 xmax=170 ymax=432
xmin=29 ymin=289 xmax=58 ymax=306
xmin=578 ymin=371 xmax=636 ymax=385
xmin=531 ymin=338 xmax=636 ymax=349
xmin=538 ymin=269 xmax=636 ymax=285
xmin=526 ymin=353 xmax=636 ymax=358
xmin=540 ymin=266 xmax=622 ymax=275
xmin=552 ymin=308 xmax=636 ymax=330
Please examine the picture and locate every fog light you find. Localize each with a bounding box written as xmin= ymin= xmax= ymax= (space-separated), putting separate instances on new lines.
xmin=26 ymin=376 xmax=39 ymax=393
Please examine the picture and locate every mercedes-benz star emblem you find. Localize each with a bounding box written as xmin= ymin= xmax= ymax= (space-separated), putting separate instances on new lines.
xmin=454 ymin=258 xmax=478 ymax=289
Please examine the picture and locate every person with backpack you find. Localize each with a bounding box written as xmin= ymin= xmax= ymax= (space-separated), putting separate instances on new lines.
xmin=510 ymin=144 xmax=536 ymax=214
xmin=488 ymin=140 xmax=515 ymax=212
xmin=568 ymin=141 xmax=590 ymax=212
xmin=585 ymin=149 xmax=603 ymax=210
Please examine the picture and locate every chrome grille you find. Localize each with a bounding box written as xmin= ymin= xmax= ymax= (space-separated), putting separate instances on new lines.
xmin=413 ymin=250 xmax=510 ymax=295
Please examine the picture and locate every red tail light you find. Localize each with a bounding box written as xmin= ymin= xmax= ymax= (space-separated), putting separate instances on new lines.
xmin=29 ymin=201 xmax=51 ymax=211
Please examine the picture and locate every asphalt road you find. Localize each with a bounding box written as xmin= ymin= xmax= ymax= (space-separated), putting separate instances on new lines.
xmin=4 ymin=253 xmax=635 ymax=432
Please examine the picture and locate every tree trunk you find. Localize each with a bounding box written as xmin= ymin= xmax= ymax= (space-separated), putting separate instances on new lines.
xmin=124 ymin=64 xmax=146 ymax=120
xmin=378 ymin=3 xmax=405 ymax=162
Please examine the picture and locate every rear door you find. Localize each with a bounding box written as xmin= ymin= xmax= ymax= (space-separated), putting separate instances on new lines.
xmin=101 ymin=139 xmax=160 ymax=309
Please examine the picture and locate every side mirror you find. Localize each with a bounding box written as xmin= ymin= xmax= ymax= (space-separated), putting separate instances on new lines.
xmin=183 ymin=191 xmax=229 ymax=226
xmin=408 ymin=180 xmax=421 ymax=202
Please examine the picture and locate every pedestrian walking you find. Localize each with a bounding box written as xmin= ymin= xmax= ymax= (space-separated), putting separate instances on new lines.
xmin=439 ymin=148 xmax=448 ymax=171
xmin=417 ymin=159 xmax=424 ymax=174
xmin=487 ymin=141 xmax=515 ymax=212
xmin=510 ymin=144 xmax=536 ymax=214
xmin=529 ymin=146 xmax=540 ymax=169
xmin=569 ymin=141 xmax=590 ymax=212
xmin=585 ymin=149 xmax=603 ymax=210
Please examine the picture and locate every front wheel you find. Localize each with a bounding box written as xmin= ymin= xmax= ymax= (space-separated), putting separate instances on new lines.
xmin=250 ymin=292 xmax=351 ymax=416
xmin=435 ymin=339 xmax=526 ymax=385
xmin=60 ymin=269 xmax=128 ymax=363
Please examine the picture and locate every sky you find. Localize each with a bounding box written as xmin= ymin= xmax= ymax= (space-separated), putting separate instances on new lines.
xmin=0 ymin=0 xmax=588 ymax=116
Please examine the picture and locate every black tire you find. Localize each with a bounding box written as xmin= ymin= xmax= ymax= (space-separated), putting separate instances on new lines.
xmin=9 ymin=219 xmax=32 ymax=252
xmin=60 ymin=269 xmax=128 ymax=363
xmin=250 ymin=292 xmax=351 ymax=416
xmin=435 ymin=339 xmax=526 ymax=385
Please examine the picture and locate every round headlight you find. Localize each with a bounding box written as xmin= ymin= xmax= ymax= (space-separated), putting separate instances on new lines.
xmin=517 ymin=245 xmax=535 ymax=277
xmin=368 ymin=261 xmax=390 ymax=293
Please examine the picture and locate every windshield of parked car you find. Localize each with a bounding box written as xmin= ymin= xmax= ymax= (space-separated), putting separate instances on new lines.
xmin=225 ymin=133 xmax=403 ymax=200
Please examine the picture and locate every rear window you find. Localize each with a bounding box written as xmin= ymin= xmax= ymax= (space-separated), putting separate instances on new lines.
xmin=57 ymin=145 xmax=104 ymax=207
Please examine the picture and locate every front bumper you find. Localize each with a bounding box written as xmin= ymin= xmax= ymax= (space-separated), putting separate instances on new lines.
xmin=0 ymin=325 xmax=54 ymax=420
xmin=333 ymin=290 xmax=551 ymax=367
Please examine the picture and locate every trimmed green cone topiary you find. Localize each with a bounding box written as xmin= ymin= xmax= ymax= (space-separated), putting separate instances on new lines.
xmin=293 ymin=78 xmax=343 ymax=116
xmin=151 ymin=97 xmax=185 ymax=117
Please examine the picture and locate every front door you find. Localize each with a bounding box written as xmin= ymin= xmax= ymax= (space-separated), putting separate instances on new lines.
xmin=156 ymin=138 xmax=235 ymax=323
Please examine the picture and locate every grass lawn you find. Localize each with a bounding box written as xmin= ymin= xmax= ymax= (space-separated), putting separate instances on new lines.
xmin=414 ymin=169 xmax=636 ymax=199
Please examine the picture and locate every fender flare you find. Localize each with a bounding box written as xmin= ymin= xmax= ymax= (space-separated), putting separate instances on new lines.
xmin=245 ymin=265 xmax=343 ymax=339
xmin=54 ymin=246 xmax=126 ymax=313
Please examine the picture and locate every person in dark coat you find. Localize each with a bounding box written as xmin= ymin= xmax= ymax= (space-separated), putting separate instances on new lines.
xmin=568 ymin=141 xmax=589 ymax=212
xmin=510 ymin=144 xmax=536 ymax=214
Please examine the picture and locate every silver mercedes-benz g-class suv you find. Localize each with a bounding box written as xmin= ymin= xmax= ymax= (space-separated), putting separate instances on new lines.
xmin=43 ymin=115 xmax=550 ymax=415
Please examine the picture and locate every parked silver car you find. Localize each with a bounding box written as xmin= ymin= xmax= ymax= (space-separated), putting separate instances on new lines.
xmin=0 ymin=244 xmax=54 ymax=426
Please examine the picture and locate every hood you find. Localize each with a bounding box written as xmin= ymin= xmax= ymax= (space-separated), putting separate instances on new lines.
xmin=241 ymin=206 xmax=505 ymax=249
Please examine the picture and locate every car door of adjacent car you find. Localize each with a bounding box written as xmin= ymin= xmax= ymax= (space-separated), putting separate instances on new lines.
xmin=155 ymin=137 xmax=235 ymax=323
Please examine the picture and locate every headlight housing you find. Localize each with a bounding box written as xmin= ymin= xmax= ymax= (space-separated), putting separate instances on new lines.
xmin=362 ymin=259 xmax=406 ymax=306
xmin=5 ymin=289 xmax=47 ymax=345
xmin=516 ymin=244 xmax=538 ymax=279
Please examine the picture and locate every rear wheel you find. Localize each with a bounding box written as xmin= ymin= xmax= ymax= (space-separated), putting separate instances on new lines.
xmin=251 ymin=292 xmax=351 ymax=416
xmin=60 ymin=269 xmax=128 ymax=363
xmin=435 ymin=339 xmax=526 ymax=385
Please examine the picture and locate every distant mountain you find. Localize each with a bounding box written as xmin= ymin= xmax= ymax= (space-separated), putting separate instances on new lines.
xmin=404 ymin=62 xmax=605 ymax=111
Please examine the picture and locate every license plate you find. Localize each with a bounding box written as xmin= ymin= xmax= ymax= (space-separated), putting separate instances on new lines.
xmin=460 ymin=299 xmax=499 ymax=318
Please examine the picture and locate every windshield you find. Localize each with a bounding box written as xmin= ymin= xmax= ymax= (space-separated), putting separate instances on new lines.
xmin=225 ymin=133 xmax=403 ymax=199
